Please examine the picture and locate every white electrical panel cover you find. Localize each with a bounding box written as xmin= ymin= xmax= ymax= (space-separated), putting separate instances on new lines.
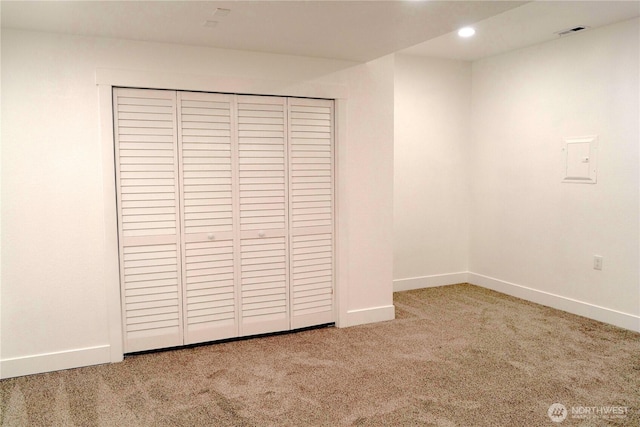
xmin=562 ymin=135 xmax=598 ymax=184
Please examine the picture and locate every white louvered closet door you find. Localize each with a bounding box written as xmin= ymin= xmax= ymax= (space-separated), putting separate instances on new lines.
xmin=115 ymin=90 xmax=335 ymax=353
xmin=114 ymin=88 xmax=184 ymax=353
xmin=288 ymin=98 xmax=335 ymax=329
xmin=177 ymin=92 xmax=238 ymax=344
xmin=237 ymin=95 xmax=290 ymax=336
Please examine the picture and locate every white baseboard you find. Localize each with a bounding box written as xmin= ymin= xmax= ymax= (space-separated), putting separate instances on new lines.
xmin=346 ymin=305 xmax=396 ymax=327
xmin=1 ymin=345 xmax=111 ymax=379
xmin=393 ymin=272 xmax=469 ymax=292
xmin=468 ymin=273 xmax=640 ymax=333
xmin=3 ymin=273 xmax=637 ymax=379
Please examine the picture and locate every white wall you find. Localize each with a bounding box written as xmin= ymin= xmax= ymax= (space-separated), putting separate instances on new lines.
xmin=393 ymin=18 xmax=639 ymax=331
xmin=393 ymin=55 xmax=471 ymax=290
xmin=469 ymin=18 xmax=639 ymax=330
xmin=1 ymin=29 xmax=395 ymax=378
xmin=340 ymin=55 xmax=396 ymax=316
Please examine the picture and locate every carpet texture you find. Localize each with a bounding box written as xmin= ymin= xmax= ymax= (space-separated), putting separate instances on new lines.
xmin=1 ymin=284 xmax=638 ymax=426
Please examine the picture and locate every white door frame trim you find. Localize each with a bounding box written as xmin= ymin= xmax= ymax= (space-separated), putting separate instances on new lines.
xmin=96 ymin=68 xmax=349 ymax=362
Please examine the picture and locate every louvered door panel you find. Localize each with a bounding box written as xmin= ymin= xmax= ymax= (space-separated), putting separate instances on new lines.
xmin=237 ymin=96 xmax=287 ymax=231
xmin=183 ymin=240 xmax=236 ymax=343
xmin=178 ymin=92 xmax=238 ymax=344
xmin=288 ymin=98 xmax=335 ymax=329
xmin=237 ymin=96 xmax=290 ymax=335
xmin=114 ymin=88 xmax=183 ymax=352
xmin=240 ymin=236 xmax=288 ymax=335
xmin=122 ymin=242 xmax=181 ymax=352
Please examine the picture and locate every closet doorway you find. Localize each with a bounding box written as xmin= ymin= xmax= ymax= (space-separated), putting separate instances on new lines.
xmin=113 ymin=88 xmax=335 ymax=353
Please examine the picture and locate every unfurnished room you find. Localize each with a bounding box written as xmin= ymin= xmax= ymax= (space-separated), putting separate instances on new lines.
xmin=1 ymin=1 xmax=639 ymax=425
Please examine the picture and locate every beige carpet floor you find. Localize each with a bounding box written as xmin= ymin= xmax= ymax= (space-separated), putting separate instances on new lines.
xmin=1 ymin=284 xmax=638 ymax=426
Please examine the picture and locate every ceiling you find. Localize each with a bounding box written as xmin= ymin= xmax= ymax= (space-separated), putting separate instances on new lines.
xmin=402 ymin=1 xmax=640 ymax=61
xmin=1 ymin=1 xmax=638 ymax=63
xmin=1 ymin=0 xmax=523 ymax=62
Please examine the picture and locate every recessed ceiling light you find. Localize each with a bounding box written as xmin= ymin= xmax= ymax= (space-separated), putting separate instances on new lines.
xmin=458 ymin=27 xmax=475 ymax=38
xmin=213 ymin=8 xmax=231 ymax=17
xmin=203 ymin=20 xmax=218 ymax=28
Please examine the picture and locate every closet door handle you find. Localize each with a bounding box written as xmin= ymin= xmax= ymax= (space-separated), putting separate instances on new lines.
xmin=258 ymin=230 xmax=266 ymax=238
xmin=207 ymin=233 xmax=215 ymax=240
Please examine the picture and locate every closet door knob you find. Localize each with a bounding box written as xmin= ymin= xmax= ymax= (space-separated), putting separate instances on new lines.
xmin=207 ymin=233 xmax=215 ymax=240
xmin=258 ymin=230 xmax=266 ymax=238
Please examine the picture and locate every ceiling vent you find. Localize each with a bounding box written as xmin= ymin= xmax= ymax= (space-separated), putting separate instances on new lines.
xmin=555 ymin=26 xmax=590 ymax=37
